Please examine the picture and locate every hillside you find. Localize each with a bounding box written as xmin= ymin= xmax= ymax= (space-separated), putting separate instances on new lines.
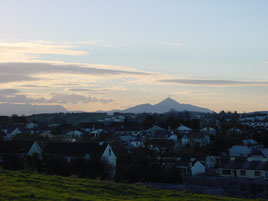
xmin=27 ymin=112 xmax=108 ymax=125
xmin=0 ymin=103 xmax=68 ymax=116
xmin=0 ymin=170 xmax=248 ymax=201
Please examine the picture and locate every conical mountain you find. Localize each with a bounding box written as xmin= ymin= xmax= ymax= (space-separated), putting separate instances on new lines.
xmin=115 ymin=98 xmax=211 ymax=113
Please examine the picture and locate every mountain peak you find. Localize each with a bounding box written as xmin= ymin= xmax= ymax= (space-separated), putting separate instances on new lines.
xmin=157 ymin=97 xmax=179 ymax=105
xmin=110 ymin=97 xmax=212 ymax=114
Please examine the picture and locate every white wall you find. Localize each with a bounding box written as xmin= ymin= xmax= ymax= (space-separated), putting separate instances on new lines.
xmin=192 ymin=161 xmax=206 ymax=176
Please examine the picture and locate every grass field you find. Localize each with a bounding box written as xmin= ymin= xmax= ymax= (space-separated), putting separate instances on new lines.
xmin=0 ymin=169 xmax=253 ymax=201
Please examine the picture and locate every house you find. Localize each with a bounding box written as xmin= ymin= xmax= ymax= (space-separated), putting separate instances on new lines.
xmin=242 ymin=139 xmax=258 ymax=146
xmin=205 ymin=155 xmax=218 ymax=169
xmin=181 ymin=135 xmax=190 ymax=147
xmin=227 ymin=128 xmax=243 ymax=135
xmin=176 ymin=157 xmax=206 ymax=176
xmin=129 ymin=141 xmax=144 ymax=148
xmin=177 ymin=125 xmax=192 ymax=134
xmin=192 ymin=161 xmax=206 ymax=176
xmin=26 ymin=122 xmax=38 ymax=129
xmin=40 ymin=132 xmax=56 ymax=139
xmin=66 ymin=130 xmax=84 ymax=138
xmin=115 ymin=125 xmax=142 ymax=136
xmin=201 ymin=127 xmax=216 ymax=135
xmin=119 ymin=135 xmax=137 ymax=145
xmin=191 ymin=133 xmax=210 ymax=147
xmin=229 ymin=145 xmax=252 ymax=157
xmin=43 ymin=142 xmax=117 ymax=176
xmin=0 ymin=140 xmax=42 ymax=162
xmin=180 ymin=133 xmax=210 ymax=148
xmin=146 ymin=125 xmax=166 ymax=135
xmin=220 ymin=158 xmax=268 ymax=179
xmin=90 ymin=129 xmax=104 ymax=138
xmin=169 ymin=134 xmax=178 ymax=142
xmin=149 ymin=139 xmax=175 ymax=153
xmin=4 ymin=128 xmax=22 ymax=140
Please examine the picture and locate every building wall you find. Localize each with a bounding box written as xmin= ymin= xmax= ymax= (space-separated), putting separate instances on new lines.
xmin=27 ymin=141 xmax=42 ymax=156
xmin=192 ymin=161 xmax=206 ymax=176
xmin=101 ymin=144 xmax=117 ymax=168
xmin=220 ymin=168 xmax=268 ymax=179
xmin=101 ymin=144 xmax=117 ymax=177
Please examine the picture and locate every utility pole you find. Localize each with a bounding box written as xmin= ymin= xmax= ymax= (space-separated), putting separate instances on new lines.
xmin=146 ymin=134 xmax=150 ymax=186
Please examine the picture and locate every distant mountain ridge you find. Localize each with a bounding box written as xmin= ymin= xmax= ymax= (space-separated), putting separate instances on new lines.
xmin=110 ymin=98 xmax=212 ymax=113
xmin=0 ymin=103 xmax=68 ymax=116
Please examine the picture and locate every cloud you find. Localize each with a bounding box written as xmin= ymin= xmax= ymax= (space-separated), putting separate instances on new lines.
xmin=68 ymin=88 xmax=108 ymax=94
xmin=159 ymin=79 xmax=268 ymax=87
xmin=0 ymin=62 xmax=150 ymax=83
xmin=67 ymin=86 xmax=127 ymax=94
xmin=48 ymin=93 xmax=113 ymax=104
xmin=0 ymin=41 xmax=89 ymax=62
xmin=0 ymin=89 xmax=20 ymax=95
xmin=63 ymin=40 xmax=103 ymax=46
xmin=0 ymin=89 xmax=113 ymax=104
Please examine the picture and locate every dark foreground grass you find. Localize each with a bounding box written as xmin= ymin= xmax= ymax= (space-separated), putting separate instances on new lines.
xmin=0 ymin=169 xmax=254 ymax=201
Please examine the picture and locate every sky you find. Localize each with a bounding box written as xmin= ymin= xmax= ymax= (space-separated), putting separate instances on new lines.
xmin=0 ymin=0 xmax=268 ymax=113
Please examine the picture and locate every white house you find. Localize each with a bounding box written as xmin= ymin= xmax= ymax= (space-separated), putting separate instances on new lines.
xmin=119 ymin=135 xmax=137 ymax=144
xmin=66 ymin=130 xmax=84 ymax=138
xmin=191 ymin=161 xmax=206 ymax=176
xmin=201 ymin=127 xmax=216 ymax=135
xmin=26 ymin=123 xmax=38 ymax=129
xmin=4 ymin=128 xmax=22 ymax=140
xmin=130 ymin=141 xmax=144 ymax=148
xmin=181 ymin=135 xmax=190 ymax=147
xmin=177 ymin=125 xmax=192 ymax=134
xmin=0 ymin=140 xmax=42 ymax=160
xmin=169 ymin=134 xmax=178 ymax=142
xmin=101 ymin=144 xmax=117 ymax=174
xmin=146 ymin=125 xmax=166 ymax=134
xmin=27 ymin=141 xmax=43 ymax=157
xmin=205 ymin=155 xmax=217 ymax=169
xmin=229 ymin=145 xmax=251 ymax=157
xmin=242 ymin=139 xmax=258 ymax=146
xmin=90 ymin=129 xmax=103 ymax=138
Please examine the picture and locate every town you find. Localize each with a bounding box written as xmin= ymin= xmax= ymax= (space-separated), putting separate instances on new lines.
xmin=1 ymin=110 xmax=268 ymax=199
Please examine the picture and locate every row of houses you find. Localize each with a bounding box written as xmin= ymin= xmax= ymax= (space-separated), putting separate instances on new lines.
xmin=0 ymin=140 xmax=117 ymax=176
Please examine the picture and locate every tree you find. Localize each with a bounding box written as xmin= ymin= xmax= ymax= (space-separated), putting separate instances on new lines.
xmin=142 ymin=115 xmax=155 ymax=129
xmin=2 ymin=154 xmax=24 ymax=170
xmin=24 ymin=153 xmax=43 ymax=173
xmin=43 ymin=155 xmax=70 ymax=176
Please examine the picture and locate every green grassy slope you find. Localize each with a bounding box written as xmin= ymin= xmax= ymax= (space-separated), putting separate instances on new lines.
xmin=0 ymin=169 xmax=249 ymax=201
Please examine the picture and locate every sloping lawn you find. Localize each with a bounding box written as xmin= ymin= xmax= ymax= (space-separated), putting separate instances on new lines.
xmin=0 ymin=169 xmax=251 ymax=201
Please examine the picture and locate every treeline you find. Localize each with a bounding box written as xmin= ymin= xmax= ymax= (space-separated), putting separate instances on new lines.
xmin=1 ymin=154 xmax=112 ymax=180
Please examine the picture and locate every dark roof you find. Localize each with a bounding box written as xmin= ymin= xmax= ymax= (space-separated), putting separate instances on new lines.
xmin=0 ymin=140 xmax=34 ymax=154
xmin=222 ymin=160 xmax=268 ymax=171
xmin=43 ymin=142 xmax=107 ymax=158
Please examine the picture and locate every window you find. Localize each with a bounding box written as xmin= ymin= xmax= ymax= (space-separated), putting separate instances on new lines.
xmin=222 ymin=170 xmax=231 ymax=175
xmin=265 ymin=171 xmax=268 ymax=178
xmin=255 ymin=171 xmax=260 ymax=176
xmin=240 ymin=170 xmax=246 ymax=176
